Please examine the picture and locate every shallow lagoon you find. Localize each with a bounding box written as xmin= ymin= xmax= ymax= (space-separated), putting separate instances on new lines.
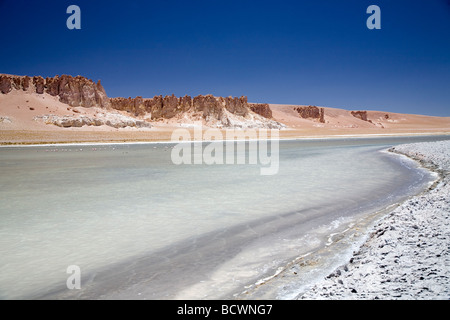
xmin=0 ymin=135 xmax=448 ymax=299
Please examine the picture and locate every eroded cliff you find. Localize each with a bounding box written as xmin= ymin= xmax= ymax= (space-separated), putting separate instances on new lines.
xmin=0 ymin=74 xmax=111 ymax=109
xmin=350 ymin=110 xmax=368 ymax=121
xmin=295 ymin=106 xmax=325 ymax=123
xmin=1 ymin=74 xmax=282 ymax=129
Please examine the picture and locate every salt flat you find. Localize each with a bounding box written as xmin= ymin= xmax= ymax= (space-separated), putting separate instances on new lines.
xmin=300 ymin=140 xmax=450 ymax=299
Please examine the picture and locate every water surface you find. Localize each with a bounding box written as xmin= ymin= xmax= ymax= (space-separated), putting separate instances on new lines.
xmin=0 ymin=135 xmax=448 ymax=299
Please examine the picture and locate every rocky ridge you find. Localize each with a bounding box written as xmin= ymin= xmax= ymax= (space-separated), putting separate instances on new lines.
xmin=0 ymin=74 xmax=110 ymax=109
xmin=0 ymin=74 xmax=283 ymax=129
xmin=295 ymin=106 xmax=325 ymax=123
xmin=110 ymin=94 xmax=281 ymax=129
xmin=249 ymin=103 xmax=272 ymax=119
xmin=350 ymin=110 xmax=369 ymax=122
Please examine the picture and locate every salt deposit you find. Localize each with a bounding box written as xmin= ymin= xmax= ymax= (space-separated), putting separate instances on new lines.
xmin=300 ymin=141 xmax=450 ymax=299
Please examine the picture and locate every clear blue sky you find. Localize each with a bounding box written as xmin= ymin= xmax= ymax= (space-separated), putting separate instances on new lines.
xmin=1 ymin=0 xmax=449 ymax=116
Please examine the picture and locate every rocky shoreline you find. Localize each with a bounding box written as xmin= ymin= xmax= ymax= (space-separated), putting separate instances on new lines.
xmin=299 ymin=140 xmax=450 ymax=299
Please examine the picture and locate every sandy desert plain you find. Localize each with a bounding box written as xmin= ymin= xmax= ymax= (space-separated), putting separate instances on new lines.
xmin=1 ymin=84 xmax=449 ymax=144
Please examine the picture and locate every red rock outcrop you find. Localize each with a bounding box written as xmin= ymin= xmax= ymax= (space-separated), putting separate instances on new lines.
xmin=178 ymin=95 xmax=193 ymax=113
xmin=33 ymin=76 xmax=45 ymax=94
xmin=249 ymin=103 xmax=272 ymax=119
xmin=161 ymin=94 xmax=179 ymax=118
xmin=109 ymin=93 xmax=278 ymax=126
xmin=220 ymin=96 xmax=248 ymax=117
xmin=22 ymin=76 xmax=31 ymax=91
xmin=1 ymin=73 xmax=283 ymax=128
xmin=351 ymin=111 xmax=368 ymax=121
xmin=0 ymin=75 xmax=12 ymax=94
xmin=192 ymin=95 xmax=222 ymax=119
xmin=111 ymin=94 xmax=256 ymax=121
xmin=55 ymin=75 xmax=110 ymax=109
xmin=0 ymin=75 xmax=33 ymax=94
xmin=110 ymin=94 xmax=190 ymax=119
xmin=110 ymin=96 xmax=146 ymax=116
xmin=295 ymin=106 xmax=325 ymax=123
xmin=0 ymin=74 xmax=110 ymax=109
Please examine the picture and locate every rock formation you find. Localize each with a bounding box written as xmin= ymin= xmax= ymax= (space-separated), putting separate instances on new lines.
xmin=110 ymin=96 xmax=147 ymax=116
xmin=350 ymin=110 xmax=368 ymax=121
xmin=33 ymin=76 xmax=45 ymax=94
xmin=249 ymin=103 xmax=272 ymax=119
xmin=0 ymin=74 xmax=110 ymax=109
xmin=221 ymin=96 xmax=248 ymax=117
xmin=192 ymin=94 xmax=223 ymax=120
xmin=110 ymin=94 xmax=274 ymax=123
xmin=1 ymin=73 xmax=283 ymax=129
xmin=295 ymin=106 xmax=325 ymax=123
xmin=0 ymin=75 xmax=12 ymax=94
xmin=34 ymin=113 xmax=151 ymax=129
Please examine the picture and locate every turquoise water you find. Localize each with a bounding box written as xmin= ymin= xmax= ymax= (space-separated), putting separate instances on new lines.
xmin=0 ymin=136 xmax=447 ymax=299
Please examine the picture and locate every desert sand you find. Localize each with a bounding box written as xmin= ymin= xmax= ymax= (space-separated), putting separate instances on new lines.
xmin=1 ymin=90 xmax=449 ymax=145
xmin=270 ymin=104 xmax=450 ymax=138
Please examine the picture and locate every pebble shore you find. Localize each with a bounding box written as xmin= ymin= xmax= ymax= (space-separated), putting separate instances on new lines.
xmin=299 ymin=141 xmax=450 ymax=299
